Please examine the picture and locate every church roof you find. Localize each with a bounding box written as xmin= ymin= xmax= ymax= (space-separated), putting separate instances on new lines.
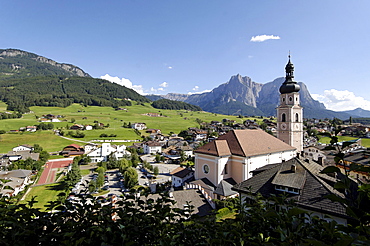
xmin=195 ymin=129 xmax=295 ymax=157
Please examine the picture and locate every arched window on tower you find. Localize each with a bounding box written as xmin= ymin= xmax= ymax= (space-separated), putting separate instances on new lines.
xmin=282 ymin=113 xmax=286 ymax=122
xmin=295 ymin=113 xmax=299 ymax=122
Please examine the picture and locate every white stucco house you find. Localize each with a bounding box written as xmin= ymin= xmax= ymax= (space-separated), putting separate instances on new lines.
xmin=131 ymin=123 xmax=147 ymax=130
xmin=87 ymin=143 xmax=131 ymax=163
xmin=143 ymin=141 xmax=162 ymax=154
xmin=12 ymin=144 xmax=34 ymax=152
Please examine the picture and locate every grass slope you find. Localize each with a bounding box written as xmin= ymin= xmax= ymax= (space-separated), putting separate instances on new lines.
xmin=0 ymin=103 xmax=251 ymax=153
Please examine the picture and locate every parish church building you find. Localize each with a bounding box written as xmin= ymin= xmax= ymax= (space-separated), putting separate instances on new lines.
xmin=193 ymin=56 xmax=303 ymax=199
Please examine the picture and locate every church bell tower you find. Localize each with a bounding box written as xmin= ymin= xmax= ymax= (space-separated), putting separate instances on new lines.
xmin=277 ymin=55 xmax=303 ymax=152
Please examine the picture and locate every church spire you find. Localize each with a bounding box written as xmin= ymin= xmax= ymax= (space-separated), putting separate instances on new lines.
xmin=279 ymin=53 xmax=300 ymax=94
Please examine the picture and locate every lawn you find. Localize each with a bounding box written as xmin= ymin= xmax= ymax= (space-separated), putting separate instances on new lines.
xmin=0 ymin=131 xmax=83 ymax=153
xmin=21 ymin=183 xmax=65 ymax=210
xmin=318 ymin=136 xmax=370 ymax=148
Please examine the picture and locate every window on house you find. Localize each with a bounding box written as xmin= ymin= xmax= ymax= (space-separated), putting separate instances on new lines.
xmin=224 ymin=164 xmax=228 ymax=175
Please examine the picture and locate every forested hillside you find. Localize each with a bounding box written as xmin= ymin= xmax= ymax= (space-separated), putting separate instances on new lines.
xmin=151 ymin=99 xmax=202 ymax=111
xmin=0 ymin=76 xmax=150 ymax=112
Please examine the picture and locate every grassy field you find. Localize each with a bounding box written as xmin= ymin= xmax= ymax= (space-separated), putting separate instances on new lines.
xmin=21 ymin=182 xmax=65 ymax=210
xmin=318 ymin=136 xmax=370 ymax=148
xmin=0 ymin=103 xmax=260 ymax=153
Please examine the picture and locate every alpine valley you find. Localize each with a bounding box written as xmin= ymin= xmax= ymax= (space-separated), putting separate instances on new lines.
xmin=1 ymin=48 xmax=369 ymax=119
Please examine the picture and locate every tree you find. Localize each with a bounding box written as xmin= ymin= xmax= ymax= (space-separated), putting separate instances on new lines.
xmin=96 ymin=166 xmax=105 ymax=188
xmin=39 ymin=150 xmax=50 ymax=162
xmin=124 ymin=167 xmax=138 ymax=189
xmin=33 ymin=144 xmax=43 ymax=153
xmin=88 ymin=180 xmax=97 ymax=193
xmin=63 ymin=161 xmax=81 ymax=190
xmin=155 ymin=153 xmax=161 ymax=163
xmin=153 ymin=166 xmax=159 ymax=176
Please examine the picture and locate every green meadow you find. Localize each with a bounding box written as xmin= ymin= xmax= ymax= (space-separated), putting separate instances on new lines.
xmin=0 ymin=102 xmax=252 ymax=153
xmin=318 ymin=135 xmax=370 ymax=148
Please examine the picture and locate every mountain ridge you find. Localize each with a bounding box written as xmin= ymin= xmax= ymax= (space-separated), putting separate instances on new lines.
xmin=0 ymin=48 xmax=90 ymax=78
xmin=149 ymin=75 xmax=358 ymax=120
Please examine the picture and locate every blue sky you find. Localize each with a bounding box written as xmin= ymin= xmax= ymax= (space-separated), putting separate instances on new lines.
xmin=1 ymin=1 xmax=370 ymax=111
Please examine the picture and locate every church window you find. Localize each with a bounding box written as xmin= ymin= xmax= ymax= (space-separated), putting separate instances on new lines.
xmin=282 ymin=113 xmax=286 ymax=122
xmin=224 ymin=164 xmax=228 ymax=174
xmin=289 ymin=96 xmax=293 ymax=102
xmin=203 ymin=164 xmax=209 ymax=174
xmin=295 ymin=113 xmax=299 ymax=122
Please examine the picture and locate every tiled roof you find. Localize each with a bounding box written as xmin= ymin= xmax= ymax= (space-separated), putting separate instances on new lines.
xmin=195 ymin=129 xmax=295 ymax=157
xmin=145 ymin=141 xmax=162 ymax=147
xmin=170 ymin=167 xmax=194 ymax=178
xmin=191 ymin=178 xmax=216 ymax=194
xmin=233 ymin=158 xmax=348 ymax=218
xmin=214 ymin=178 xmax=238 ymax=197
xmin=271 ymin=160 xmax=306 ymax=189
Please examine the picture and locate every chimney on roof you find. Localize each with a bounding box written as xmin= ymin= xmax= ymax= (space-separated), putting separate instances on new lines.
xmin=291 ymin=164 xmax=296 ymax=173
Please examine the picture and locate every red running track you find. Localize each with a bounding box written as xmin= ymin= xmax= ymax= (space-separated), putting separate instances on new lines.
xmin=37 ymin=159 xmax=73 ymax=185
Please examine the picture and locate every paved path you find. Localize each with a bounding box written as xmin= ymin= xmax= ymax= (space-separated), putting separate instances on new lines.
xmin=37 ymin=158 xmax=74 ymax=185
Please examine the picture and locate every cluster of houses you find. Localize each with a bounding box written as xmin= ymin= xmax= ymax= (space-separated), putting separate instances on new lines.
xmin=39 ymin=114 xmax=63 ymax=122
xmin=0 ymin=144 xmax=38 ymax=197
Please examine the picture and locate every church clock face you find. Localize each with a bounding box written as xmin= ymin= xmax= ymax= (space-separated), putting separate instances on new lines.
xmin=281 ymin=123 xmax=287 ymax=130
xmin=295 ymin=123 xmax=300 ymax=130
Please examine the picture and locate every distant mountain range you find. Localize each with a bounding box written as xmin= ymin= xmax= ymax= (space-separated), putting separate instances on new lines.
xmin=147 ymin=75 xmax=370 ymax=120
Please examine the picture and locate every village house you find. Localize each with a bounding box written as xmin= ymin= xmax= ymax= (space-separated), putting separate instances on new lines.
xmin=84 ymin=143 xmax=99 ymax=154
xmin=84 ymin=125 xmax=93 ymax=130
xmin=60 ymin=144 xmax=85 ymax=157
xmin=87 ymin=143 xmax=130 ymax=163
xmin=5 ymin=151 xmax=40 ymax=162
xmin=232 ymin=158 xmax=349 ymax=225
xmin=337 ymin=149 xmax=370 ymax=182
xmin=131 ymin=122 xmax=147 ymax=130
xmin=302 ymin=146 xmax=327 ymax=165
xmin=170 ymin=166 xmax=194 ymax=187
xmin=0 ymin=169 xmax=33 ymax=197
xmin=145 ymin=128 xmax=161 ymax=134
xmin=143 ymin=141 xmax=162 ymax=155
xmin=26 ymin=126 xmax=37 ymax=132
xmin=70 ymin=124 xmax=84 ymax=130
xmin=12 ymin=144 xmax=34 ymax=152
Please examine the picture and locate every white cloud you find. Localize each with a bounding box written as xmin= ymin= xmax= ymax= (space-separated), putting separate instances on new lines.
xmin=168 ymin=66 xmax=173 ymax=69
xmin=192 ymin=86 xmax=199 ymax=91
xmin=250 ymin=35 xmax=280 ymax=42
xmin=158 ymin=88 xmax=164 ymax=91
xmin=100 ymin=74 xmax=147 ymax=95
xmin=312 ymin=89 xmax=370 ymax=111
xmin=188 ymin=89 xmax=211 ymax=95
xmin=159 ymin=82 xmax=168 ymax=88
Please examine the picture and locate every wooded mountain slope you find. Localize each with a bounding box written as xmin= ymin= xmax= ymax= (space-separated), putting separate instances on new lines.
xmin=0 ymin=76 xmax=150 ymax=112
